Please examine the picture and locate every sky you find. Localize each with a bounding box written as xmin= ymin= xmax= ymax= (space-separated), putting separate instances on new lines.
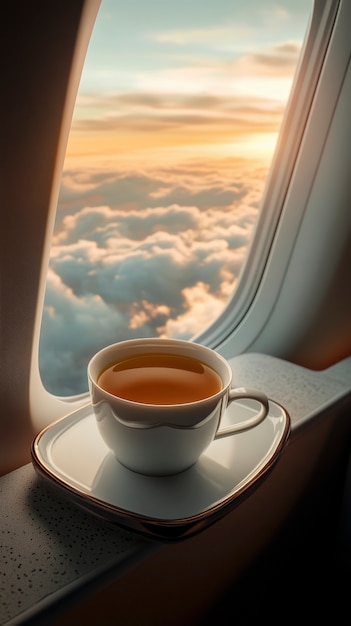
xmin=39 ymin=0 xmax=311 ymax=395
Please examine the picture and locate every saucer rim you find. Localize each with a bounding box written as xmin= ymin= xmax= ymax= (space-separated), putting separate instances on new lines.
xmin=31 ymin=400 xmax=290 ymax=542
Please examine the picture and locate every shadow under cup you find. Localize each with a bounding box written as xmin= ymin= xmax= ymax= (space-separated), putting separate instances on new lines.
xmin=88 ymin=338 xmax=269 ymax=476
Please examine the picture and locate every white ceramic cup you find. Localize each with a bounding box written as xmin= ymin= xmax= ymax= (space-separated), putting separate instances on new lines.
xmin=88 ymin=338 xmax=269 ymax=476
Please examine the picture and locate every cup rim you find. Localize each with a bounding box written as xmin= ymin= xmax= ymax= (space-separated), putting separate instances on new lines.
xmin=87 ymin=337 xmax=232 ymax=409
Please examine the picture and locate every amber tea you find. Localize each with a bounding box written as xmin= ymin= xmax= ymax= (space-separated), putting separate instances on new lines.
xmin=97 ymin=352 xmax=223 ymax=404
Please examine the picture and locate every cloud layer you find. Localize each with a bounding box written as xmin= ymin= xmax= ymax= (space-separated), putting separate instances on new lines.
xmin=39 ymin=158 xmax=267 ymax=395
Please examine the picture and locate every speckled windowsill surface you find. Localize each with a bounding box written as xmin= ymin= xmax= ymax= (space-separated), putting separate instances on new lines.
xmin=0 ymin=464 xmax=155 ymax=626
xmin=227 ymin=353 xmax=351 ymax=428
xmin=1 ymin=353 xmax=351 ymax=625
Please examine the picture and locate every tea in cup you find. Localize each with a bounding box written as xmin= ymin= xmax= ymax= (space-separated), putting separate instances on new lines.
xmin=88 ymin=338 xmax=269 ymax=476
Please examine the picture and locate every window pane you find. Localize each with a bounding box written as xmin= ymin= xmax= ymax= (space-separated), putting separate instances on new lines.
xmin=39 ymin=0 xmax=311 ymax=396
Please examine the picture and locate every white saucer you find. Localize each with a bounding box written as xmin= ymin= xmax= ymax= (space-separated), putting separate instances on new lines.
xmin=32 ymin=399 xmax=290 ymax=541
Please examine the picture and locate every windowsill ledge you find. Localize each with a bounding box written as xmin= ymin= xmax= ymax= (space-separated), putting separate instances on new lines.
xmin=1 ymin=353 xmax=351 ymax=626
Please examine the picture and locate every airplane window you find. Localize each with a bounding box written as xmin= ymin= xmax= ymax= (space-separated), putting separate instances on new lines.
xmin=39 ymin=0 xmax=312 ymax=396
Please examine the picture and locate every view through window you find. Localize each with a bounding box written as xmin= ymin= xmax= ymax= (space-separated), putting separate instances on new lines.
xmin=39 ymin=0 xmax=311 ymax=395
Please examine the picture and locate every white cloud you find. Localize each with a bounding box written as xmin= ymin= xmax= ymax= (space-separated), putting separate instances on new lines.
xmin=159 ymin=282 xmax=228 ymax=338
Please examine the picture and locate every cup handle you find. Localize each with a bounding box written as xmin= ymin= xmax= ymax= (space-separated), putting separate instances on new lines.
xmin=214 ymin=387 xmax=269 ymax=439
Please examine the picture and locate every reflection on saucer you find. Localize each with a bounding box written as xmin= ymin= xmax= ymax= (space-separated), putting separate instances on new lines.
xmin=91 ymin=441 xmax=240 ymax=520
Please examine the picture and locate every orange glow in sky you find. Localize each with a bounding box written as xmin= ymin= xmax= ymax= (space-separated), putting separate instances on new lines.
xmin=62 ymin=1 xmax=308 ymax=171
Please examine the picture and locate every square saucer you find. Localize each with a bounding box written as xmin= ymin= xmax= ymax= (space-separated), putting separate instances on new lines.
xmin=32 ymin=398 xmax=290 ymax=541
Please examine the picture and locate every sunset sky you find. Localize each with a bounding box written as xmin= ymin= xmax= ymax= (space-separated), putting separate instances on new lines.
xmin=39 ymin=0 xmax=311 ymax=395
xmin=67 ymin=0 xmax=310 ymax=165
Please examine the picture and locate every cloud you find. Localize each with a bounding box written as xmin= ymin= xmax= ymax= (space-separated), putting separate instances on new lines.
xmin=40 ymin=158 xmax=267 ymax=395
xmin=160 ymin=282 xmax=228 ymax=338
xmin=151 ymin=26 xmax=252 ymax=47
xmin=56 ymin=163 xmax=251 ymax=230
xmin=240 ymin=41 xmax=302 ymax=77
xmin=39 ymin=269 xmax=125 ymax=396
xmin=72 ymin=91 xmax=285 ymax=137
